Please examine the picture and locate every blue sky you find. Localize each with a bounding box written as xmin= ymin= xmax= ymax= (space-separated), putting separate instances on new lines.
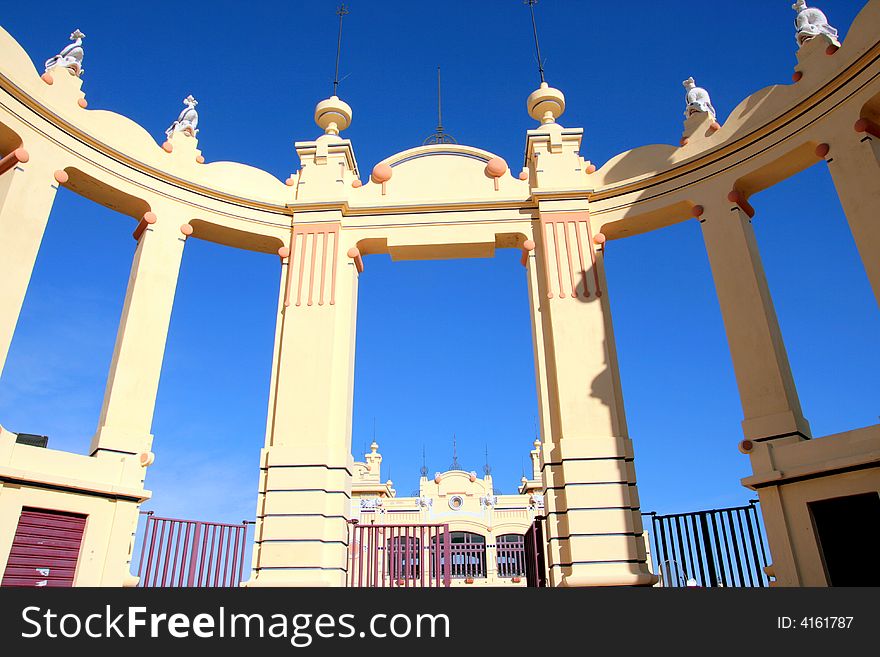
xmin=0 ymin=1 xmax=876 ymax=528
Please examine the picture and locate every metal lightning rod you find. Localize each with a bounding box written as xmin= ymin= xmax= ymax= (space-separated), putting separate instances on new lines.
xmin=333 ymin=4 xmax=350 ymax=96
xmin=525 ymin=0 xmax=546 ymax=84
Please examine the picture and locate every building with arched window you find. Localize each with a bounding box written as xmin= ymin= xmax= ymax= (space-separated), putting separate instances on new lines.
xmin=349 ymin=441 xmax=547 ymax=586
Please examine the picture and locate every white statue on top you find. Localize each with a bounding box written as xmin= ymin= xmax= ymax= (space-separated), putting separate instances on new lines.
xmin=792 ymin=1 xmax=839 ymax=47
xmin=165 ymin=95 xmax=200 ymax=141
xmin=683 ymin=77 xmax=716 ymax=120
xmin=44 ymin=29 xmax=85 ymax=77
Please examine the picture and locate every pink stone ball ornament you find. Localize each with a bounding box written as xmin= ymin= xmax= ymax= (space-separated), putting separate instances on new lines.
xmin=40 ymin=72 xmax=53 ymax=85
xmin=518 ymin=171 xmax=528 ymax=181
xmin=352 ymin=179 xmax=362 ymax=188
xmin=277 ymin=246 xmax=291 ymax=259
xmin=180 ymin=223 xmax=193 ymax=236
xmin=485 ymin=157 xmax=507 ymax=178
xmin=53 ymin=170 xmax=69 ymax=184
xmin=593 ymin=232 xmax=606 ymax=245
xmin=77 ymin=98 xmax=88 ymax=108
xmin=13 ymin=147 xmax=29 ymax=164
xmin=162 ymin=141 xmax=173 ymax=153
xmin=371 ymin=163 xmax=392 ymax=184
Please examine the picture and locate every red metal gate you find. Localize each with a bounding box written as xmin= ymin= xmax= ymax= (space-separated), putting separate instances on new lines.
xmin=524 ymin=515 xmax=547 ymax=587
xmin=349 ymin=522 xmax=451 ymax=587
xmin=137 ymin=512 xmax=252 ymax=587
xmin=1 ymin=508 xmax=86 ymax=587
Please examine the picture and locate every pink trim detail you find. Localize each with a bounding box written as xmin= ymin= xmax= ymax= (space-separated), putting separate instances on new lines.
xmin=518 ymin=171 xmax=528 ymax=180
xmin=486 ymin=157 xmax=507 ymax=178
xmin=727 ymin=190 xmax=756 ymax=219
xmin=520 ymin=239 xmax=535 ymax=267
xmin=41 ymin=72 xmax=53 ymax=85
xmin=692 ymin=205 xmax=705 ymax=218
xmin=593 ymin=232 xmax=606 ymax=245
xmin=855 ymin=118 xmax=880 ymax=138
xmin=132 ymin=212 xmax=157 ymax=241
xmin=180 ymin=223 xmax=193 ymax=236
xmin=586 ymin=164 xmax=597 ymax=174
xmin=347 ymin=247 xmax=364 ymax=274
xmin=710 ymin=121 xmax=721 ymax=132
xmin=162 ymin=141 xmax=173 ymax=153
xmin=0 ymin=146 xmax=28 ymax=176
xmin=77 ymin=98 xmax=88 ymax=108
xmin=539 ymin=212 xmax=603 ymax=299
xmin=53 ymin=169 xmax=69 ymax=184
xmin=814 ymin=143 xmax=830 ymax=159
xmin=792 ymin=71 xmax=803 ymax=82
xmin=196 ymin=155 xmax=205 ymax=164
xmin=285 ymin=177 xmax=295 ymax=186
xmin=371 ymin=163 xmax=393 ymax=184
xmin=283 ymin=223 xmax=342 ymax=308
xmin=587 ymin=215 xmax=602 ymax=297
xmin=352 ymin=179 xmax=362 ymax=188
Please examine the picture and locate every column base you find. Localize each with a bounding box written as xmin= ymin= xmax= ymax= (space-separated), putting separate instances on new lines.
xmin=242 ymin=569 xmax=347 ymax=588
xmin=558 ymin=564 xmax=658 ymax=587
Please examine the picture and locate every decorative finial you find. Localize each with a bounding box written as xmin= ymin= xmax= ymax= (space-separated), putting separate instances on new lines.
xmin=420 ymin=446 xmax=428 ymax=477
xmin=44 ymin=29 xmax=86 ymax=77
xmin=450 ymin=435 xmax=461 ymax=471
xmin=523 ymin=2 xmax=565 ymax=125
xmin=424 ymin=67 xmax=457 ymax=145
xmin=314 ymin=6 xmax=353 ymax=136
xmin=165 ymin=95 xmax=200 ymax=141
xmin=792 ymin=1 xmax=839 ymax=47
xmin=370 ymin=441 xmax=378 ymax=453
xmin=683 ymin=77 xmax=716 ymax=120
xmin=483 ymin=445 xmax=491 ymax=476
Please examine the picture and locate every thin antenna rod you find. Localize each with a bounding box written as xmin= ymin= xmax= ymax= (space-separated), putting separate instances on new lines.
xmin=525 ymin=0 xmax=546 ymax=84
xmin=333 ymin=4 xmax=350 ymax=96
xmin=436 ymin=66 xmax=444 ymax=134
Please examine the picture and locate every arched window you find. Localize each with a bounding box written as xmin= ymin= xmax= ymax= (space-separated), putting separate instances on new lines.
xmin=496 ymin=534 xmax=526 ymax=577
xmin=433 ymin=531 xmax=487 ymax=579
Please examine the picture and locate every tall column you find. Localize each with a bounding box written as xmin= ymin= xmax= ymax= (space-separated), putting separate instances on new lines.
xmin=248 ymin=220 xmax=358 ymax=587
xmin=822 ymin=119 xmax=880 ymax=306
xmin=697 ymin=195 xmax=811 ymax=441
xmin=529 ymin=209 xmax=655 ymax=587
xmin=90 ymin=210 xmax=188 ymax=460
xmin=0 ymin=151 xmax=61 ymax=379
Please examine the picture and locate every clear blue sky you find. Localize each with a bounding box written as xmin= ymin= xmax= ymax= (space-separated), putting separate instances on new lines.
xmin=0 ymin=1 xmax=875 ymax=527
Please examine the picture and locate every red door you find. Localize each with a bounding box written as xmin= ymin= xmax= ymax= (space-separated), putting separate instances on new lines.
xmin=1 ymin=508 xmax=87 ymax=587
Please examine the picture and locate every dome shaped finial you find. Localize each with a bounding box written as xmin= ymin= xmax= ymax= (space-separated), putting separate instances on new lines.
xmin=527 ymin=82 xmax=566 ymax=125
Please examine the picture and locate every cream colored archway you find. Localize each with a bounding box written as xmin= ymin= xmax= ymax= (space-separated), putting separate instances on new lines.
xmin=0 ymin=2 xmax=878 ymax=588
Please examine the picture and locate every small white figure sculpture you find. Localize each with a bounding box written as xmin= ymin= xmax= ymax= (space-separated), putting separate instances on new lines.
xmin=165 ymin=95 xmax=200 ymax=141
xmin=480 ymin=495 xmax=498 ymax=508
xmin=683 ymin=77 xmax=716 ymax=120
xmin=792 ymin=1 xmax=838 ymax=47
xmin=417 ymin=497 xmax=433 ymax=509
xmin=360 ymin=498 xmax=383 ymax=510
xmin=529 ymin=493 xmax=545 ymax=509
xmin=44 ymin=29 xmax=85 ymax=77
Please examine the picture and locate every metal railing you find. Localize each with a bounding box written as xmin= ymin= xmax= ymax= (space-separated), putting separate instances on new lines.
xmin=524 ymin=516 xmax=547 ymax=587
xmin=644 ymin=500 xmax=770 ymax=587
xmin=349 ymin=522 xmax=451 ymax=588
xmin=136 ymin=512 xmax=253 ymax=588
